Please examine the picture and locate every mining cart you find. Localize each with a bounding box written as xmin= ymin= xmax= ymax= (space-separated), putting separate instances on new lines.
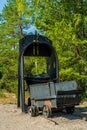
xmin=18 ymin=34 xmax=82 ymax=117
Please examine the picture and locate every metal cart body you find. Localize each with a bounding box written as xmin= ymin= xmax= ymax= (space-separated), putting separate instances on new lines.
xmin=26 ymin=80 xmax=81 ymax=109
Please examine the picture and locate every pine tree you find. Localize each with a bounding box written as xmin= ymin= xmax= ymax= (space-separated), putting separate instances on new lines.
xmin=0 ymin=0 xmax=31 ymax=93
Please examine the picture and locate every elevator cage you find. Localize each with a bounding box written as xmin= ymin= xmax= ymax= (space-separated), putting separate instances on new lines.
xmin=18 ymin=34 xmax=59 ymax=112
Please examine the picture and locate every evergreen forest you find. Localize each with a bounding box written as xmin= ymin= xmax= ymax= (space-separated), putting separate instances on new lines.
xmin=0 ymin=0 xmax=87 ymax=99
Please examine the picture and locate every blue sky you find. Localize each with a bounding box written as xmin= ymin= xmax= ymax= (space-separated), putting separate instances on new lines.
xmin=0 ymin=0 xmax=7 ymax=13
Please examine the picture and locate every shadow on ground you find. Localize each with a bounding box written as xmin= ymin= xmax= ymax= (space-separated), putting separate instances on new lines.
xmin=51 ymin=106 xmax=87 ymax=121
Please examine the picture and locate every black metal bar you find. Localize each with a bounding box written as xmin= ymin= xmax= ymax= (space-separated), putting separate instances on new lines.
xmin=20 ymin=55 xmax=25 ymax=112
xmin=57 ymin=90 xmax=82 ymax=95
xmin=17 ymin=57 xmax=20 ymax=107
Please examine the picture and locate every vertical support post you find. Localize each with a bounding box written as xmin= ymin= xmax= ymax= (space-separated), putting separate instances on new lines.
xmin=46 ymin=52 xmax=59 ymax=82
xmin=17 ymin=57 xmax=21 ymax=107
xmin=20 ymin=55 xmax=25 ymax=112
xmin=17 ymin=69 xmax=20 ymax=107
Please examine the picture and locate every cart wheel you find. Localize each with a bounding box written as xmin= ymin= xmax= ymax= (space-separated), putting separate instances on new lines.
xmin=35 ymin=106 xmax=39 ymax=116
xmin=42 ymin=105 xmax=52 ymax=118
xmin=27 ymin=105 xmax=36 ymax=117
xmin=27 ymin=106 xmax=31 ymax=116
xmin=27 ymin=105 xmax=39 ymax=117
xmin=66 ymin=106 xmax=75 ymax=114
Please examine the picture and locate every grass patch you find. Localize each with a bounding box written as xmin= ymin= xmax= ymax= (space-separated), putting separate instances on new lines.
xmin=0 ymin=89 xmax=17 ymax=104
xmin=0 ymin=89 xmax=6 ymax=98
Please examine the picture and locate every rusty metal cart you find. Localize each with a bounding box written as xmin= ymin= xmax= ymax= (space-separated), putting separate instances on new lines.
xmin=18 ymin=34 xmax=82 ymax=117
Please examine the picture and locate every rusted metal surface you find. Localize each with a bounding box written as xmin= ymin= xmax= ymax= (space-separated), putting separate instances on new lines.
xmin=44 ymin=100 xmax=53 ymax=108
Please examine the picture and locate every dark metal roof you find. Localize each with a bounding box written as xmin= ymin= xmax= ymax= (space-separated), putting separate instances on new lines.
xmin=19 ymin=34 xmax=53 ymax=56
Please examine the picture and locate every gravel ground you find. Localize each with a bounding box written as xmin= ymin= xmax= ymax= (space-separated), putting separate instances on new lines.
xmin=0 ymin=103 xmax=87 ymax=130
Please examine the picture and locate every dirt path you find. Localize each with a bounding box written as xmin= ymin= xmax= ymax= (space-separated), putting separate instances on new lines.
xmin=0 ymin=103 xmax=87 ymax=130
